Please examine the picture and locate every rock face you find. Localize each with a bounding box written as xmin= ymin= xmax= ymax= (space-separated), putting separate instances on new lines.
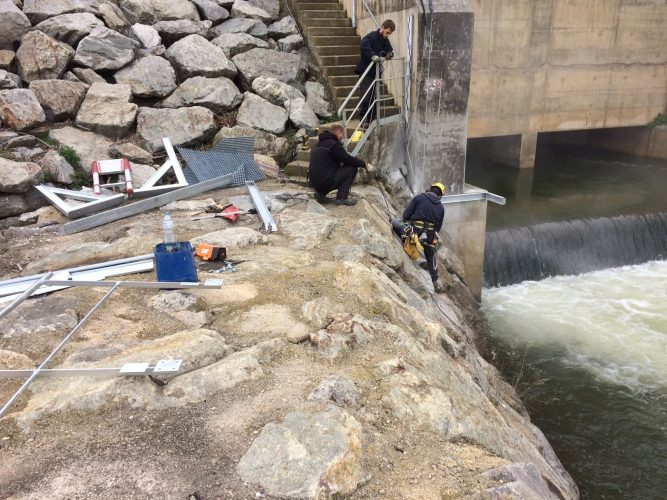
xmin=0 ymin=158 xmax=43 ymax=193
xmin=236 ymin=92 xmax=288 ymax=134
xmin=232 ymin=48 xmax=305 ymax=89
xmin=33 ymin=13 xmax=105 ymax=46
xmin=136 ymin=106 xmax=218 ymax=152
xmin=29 ymin=80 xmax=88 ymax=121
xmin=237 ymin=405 xmax=365 ymax=498
xmin=165 ymin=34 xmax=237 ymax=80
xmin=16 ymin=31 xmax=75 ymax=82
xmin=210 ymin=33 xmax=268 ymax=58
xmin=159 ymin=76 xmax=242 ymax=113
xmin=114 ymin=56 xmax=177 ymax=98
xmin=0 ymin=0 xmax=33 ymax=45
xmin=0 ymin=89 xmax=46 ymax=130
xmin=75 ymin=82 xmax=138 ymax=138
xmin=74 ymin=26 xmax=138 ymax=71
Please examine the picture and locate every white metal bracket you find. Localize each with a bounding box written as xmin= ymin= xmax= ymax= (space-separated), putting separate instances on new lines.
xmin=34 ymin=185 xmax=125 ymax=219
xmin=245 ymin=181 xmax=277 ymax=232
xmin=132 ymin=138 xmax=188 ymax=198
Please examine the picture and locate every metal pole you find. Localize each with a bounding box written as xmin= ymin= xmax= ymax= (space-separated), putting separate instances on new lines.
xmin=352 ymin=0 xmax=357 ymax=28
xmin=0 ymin=282 xmax=120 ymax=419
xmin=375 ymin=63 xmax=381 ymax=128
xmin=0 ymin=272 xmax=53 ymax=320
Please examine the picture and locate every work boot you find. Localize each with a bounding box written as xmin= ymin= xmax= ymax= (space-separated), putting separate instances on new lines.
xmin=314 ymin=192 xmax=331 ymax=204
xmin=419 ymin=261 xmax=429 ymax=271
xmin=433 ymin=279 xmax=446 ymax=294
xmin=334 ymin=197 xmax=357 ymax=206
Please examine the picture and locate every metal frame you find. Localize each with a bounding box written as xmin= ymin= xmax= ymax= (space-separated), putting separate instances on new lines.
xmin=245 ymin=181 xmax=277 ymax=232
xmin=133 ymin=138 xmax=188 ymax=198
xmin=34 ymin=185 xmax=125 ymax=219
xmin=60 ymin=170 xmax=239 ymax=235
xmin=0 ymin=360 xmax=182 ymax=379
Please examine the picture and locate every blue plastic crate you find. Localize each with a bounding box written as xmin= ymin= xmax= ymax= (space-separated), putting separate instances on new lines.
xmin=154 ymin=242 xmax=198 ymax=282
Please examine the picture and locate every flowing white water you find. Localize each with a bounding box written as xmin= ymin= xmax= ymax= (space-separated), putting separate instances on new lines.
xmin=482 ymin=260 xmax=667 ymax=392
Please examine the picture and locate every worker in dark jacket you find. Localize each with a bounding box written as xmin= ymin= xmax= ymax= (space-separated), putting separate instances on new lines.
xmin=392 ymin=182 xmax=447 ymax=292
xmin=355 ymin=19 xmax=394 ymax=122
xmin=309 ymin=124 xmax=374 ymax=206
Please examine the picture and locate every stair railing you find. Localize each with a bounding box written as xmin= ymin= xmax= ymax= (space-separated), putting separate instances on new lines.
xmin=352 ymin=0 xmax=380 ymax=29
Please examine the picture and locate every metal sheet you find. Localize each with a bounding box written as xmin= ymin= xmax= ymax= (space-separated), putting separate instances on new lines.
xmin=153 ymin=359 xmax=182 ymax=373
xmin=119 ymin=362 xmax=150 ymax=374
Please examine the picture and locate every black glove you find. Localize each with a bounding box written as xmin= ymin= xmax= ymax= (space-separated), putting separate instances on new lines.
xmin=386 ymin=51 xmax=394 ymax=60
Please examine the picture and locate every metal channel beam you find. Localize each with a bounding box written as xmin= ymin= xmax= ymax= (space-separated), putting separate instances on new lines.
xmin=0 ymin=273 xmax=53 ymax=320
xmin=0 ymin=360 xmax=182 ymax=379
xmin=60 ymin=171 xmax=238 ymax=235
xmin=441 ymin=191 xmax=506 ymax=206
xmin=245 ymin=181 xmax=277 ymax=232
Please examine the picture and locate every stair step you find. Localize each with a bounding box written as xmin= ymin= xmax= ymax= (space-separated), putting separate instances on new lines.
xmin=285 ymin=160 xmax=310 ymax=178
xmin=329 ymin=75 xmax=359 ymax=86
xmin=301 ymin=18 xmax=351 ymax=27
xmin=323 ymin=65 xmax=357 ymax=76
xmin=298 ymin=2 xmax=343 ymax=10
xmin=311 ymin=35 xmax=359 ymax=46
xmin=300 ymin=10 xmax=347 ymax=19
xmin=316 ymin=45 xmax=359 ymax=56
xmin=332 ymin=82 xmax=391 ymax=97
xmin=307 ymin=26 xmax=357 ymax=36
xmin=320 ymin=54 xmax=359 ymax=66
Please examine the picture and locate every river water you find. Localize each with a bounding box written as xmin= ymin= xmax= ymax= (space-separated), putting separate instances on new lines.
xmin=467 ymin=143 xmax=667 ymax=498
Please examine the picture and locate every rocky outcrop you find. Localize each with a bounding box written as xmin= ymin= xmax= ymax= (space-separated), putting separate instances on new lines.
xmin=136 ymin=106 xmax=217 ymax=152
xmin=75 ymin=82 xmax=137 ymax=138
xmin=165 ymin=34 xmax=237 ymax=80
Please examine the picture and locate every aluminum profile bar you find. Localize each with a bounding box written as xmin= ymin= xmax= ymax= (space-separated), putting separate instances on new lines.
xmin=133 ymin=138 xmax=189 ymax=199
xmin=0 ymin=360 xmax=182 ymax=379
xmin=34 ymin=185 xmax=125 ymax=219
xmin=0 ymin=282 xmax=121 ymax=419
xmin=245 ymin=181 xmax=277 ymax=232
xmin=41 ymin=279 xmax=223 ymax=289
xmin=60 ymin=170 xmax=238 ymax=235
xmin=0 ymin=272 xmax=53 ymax=320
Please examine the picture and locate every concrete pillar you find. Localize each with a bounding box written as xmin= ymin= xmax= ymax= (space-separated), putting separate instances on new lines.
xmin=518 ymin=132 xmax=537 ymax=168
xmin=474 ymin=133 xmax=537 ymax=169
xmin=408 ymin=1 xmax=474 ymax=195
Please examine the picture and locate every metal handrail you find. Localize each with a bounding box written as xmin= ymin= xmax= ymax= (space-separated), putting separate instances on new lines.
xmin=360 ymin=0 xmax=380 ymax=29
xmin=337 ymin=60 xmax=377 ymax=116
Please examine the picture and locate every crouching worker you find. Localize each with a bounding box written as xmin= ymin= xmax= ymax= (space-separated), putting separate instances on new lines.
xmin=393 ymin=182 xmax=446 ymax=293
xmin=309 ymin=124 xmax=374 ymax=206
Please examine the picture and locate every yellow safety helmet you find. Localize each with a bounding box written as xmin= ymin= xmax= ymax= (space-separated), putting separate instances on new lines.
xmin=431 ymin=182 xmax=446 ymax=195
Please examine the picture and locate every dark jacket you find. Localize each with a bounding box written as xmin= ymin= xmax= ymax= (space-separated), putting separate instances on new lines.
xmin=308 ymin=130 xmax=365 ymax=189
xmin=355 ymin=30 xmax=393 ymax=76
xmin=402 ymin=192 xmax=445 ymax=232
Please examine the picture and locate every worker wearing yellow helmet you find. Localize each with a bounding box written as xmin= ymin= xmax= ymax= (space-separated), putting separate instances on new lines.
xmin=392 ymin=182 xmax=447 ymax=293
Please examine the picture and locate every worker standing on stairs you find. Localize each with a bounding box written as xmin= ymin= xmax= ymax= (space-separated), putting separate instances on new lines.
xmin=392 ymin=183 xmax=447 ymax=293
xmin=308 ymin=124 xmax=374 ymax=206
xmin=355 ymin=19 xmax=395 ymax=123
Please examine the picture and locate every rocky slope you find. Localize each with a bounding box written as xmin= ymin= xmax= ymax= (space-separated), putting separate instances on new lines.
xmin=0 ymin=179 xmax=578 ymax=498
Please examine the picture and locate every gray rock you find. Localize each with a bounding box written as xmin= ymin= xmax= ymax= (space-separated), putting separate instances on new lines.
xmin=165 ymin=34 xmax=237 ymax=80
xmin=0 ymin=70 xmax=23 ymax=90
xmin=62 ymin=71 xmax=84 ymax=83
xmin=0 ymin=89 xmax=45 ymax=130
xmin=236 ymin=405 xmax=365 ymax=498
xmin=246 ymin=0 xmax=279 ymax=19
xmin=0 ymin=157 xmax=43 ymax=193
xmin=33 ymin=13 xmax=104 ymax=46
xmin=129 ymin=23 xmax=161 ymax=48
xmin=75 ymin=82 xmax=138 ymax=138
xmin=285 ymin=98 xmax=319 ymax=129
xmin=268 ymin=16 xmax=298 ymax=39
xmin=210 ymin=17 xmax=260 ymax=37
xmin=72 ymin=67 xmax=106 ymax=85
xmin=153 ymin=19 xmax=213 ymax=45
xmin=210 ymin=32 xmax=268 ymax=58
xmin=22 ymin=0 xmax=104 ymax=25
xmin=16 ymin=31 xmax=75 ymax=82
xmin=29 ymin=80 xmax=88 ymax=121
xmin=108 ymin=142 xmax=153 ymax=164
xmin=119 ymin=0 xmax=200 ymax=25
xmin=278 ymin=33 xmax=303 ymax=52
xmin=236 ymin=92 xmax=287 ymax=134
xmin=213 ymin=125 xmax=291 ymax=165
xmin=98 ymin=1 xmax=130 ymax=33
xmin=0 ymin=0 xmax=31 ymax=45
xmin=251 ymin=75 xmax=303 ymax=106
xmin=197 ymin=226 xmax=267 ymax=247
xmin=0 ymin=190 xmax=48 ymax=218
xmin=147 ymin=290 xmax=197 ymax=312
xmin=214 ymin=0 xmax=235 ymax=8
xmin=248 ymin=20 xmax=268 ymax=39
xmin=253 ymin=153 xmax=278 ymax=178
xmin=10 ymin=146 xmax=45 ymax=162
xmin=192 ymin=0 xmax=229 ymax=24
xmin=350 ymin=218 xmax=403 ymax=270
xmin=48 ymin=126 xmax=113 ymax=172
xmin=74 ymin=26 xmax=139 ymax=71
xmin=305 ymin=81 xmax=332 ymax=118
xmin=39 ymin=149 xmax=74 ymax=184
xmin=0 ymin=49 xmax=15 ymax=71
xmin=232 ymin=48 xmax=305 ymax=90
xmin=0 ymin=349 xmax=34 ymax=369
xmin=159 ymin=76 xmax=242 ymax=113
xmin=475 ymin=463 xmax=562 ymax=500
xmin=136 ymin=106 xmax=217 ymax=152
xmin=278 ymin=209 xmax=339 ymax=250
xmin=308 ymin=376 xmax=359 ymax=407
xmin=310 ymin=313 xmax=374 ymax=359
xmin=0 ymin=296 xmax=78 ymax=338
xmin=230 ymin=0 xmax=271 ymax=22
xmin=114 ymin=55 xmax=177 ymax=98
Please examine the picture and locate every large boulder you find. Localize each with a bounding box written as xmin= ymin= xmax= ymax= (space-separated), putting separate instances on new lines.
xmin=128 ymin=23 xmax=161 ymax=48
xmin=251 ymin=76 xmax=303 ymax=106
xmin=33 ymin=13 xmax=104 ymax=47
xmin=278 ymin=33 xmax=303 ymax=52
xmin=49 ymin=126 xmax=113 ymax=172
xmin=0 ymin=158 xmax=43 ymax=193
xmin=0 ymin=50 xmax=15 ymax=71
xmin=305 ymin=81 xmax=332 ymax=118
xmin=113 ymin=56 xmax=177 ymax=98
xmin=74 ymin=26 xmax=139 ymax=71
xmin=285 ymin=98 xmax=319 ymax=129
xmin=118 ymin=0 xmax=200 ymax=25
xmin=71 ymin=67 xmax=105 ymax=85
xmin=210 ymin=33 xmax=268 ymax=58
xmin=0 ymin=70 xmax=22 ymax=90
xmin=210 ymin=17 xmax=259 ymax=36
xmin=136 ymin=106 xmax=217 ymax=152
xmin=0 ymin=190 xmax=48 ymax=219
xmin=38 ymin=149 xmax=74 ymax=184
xmin=246 ymin=0 xmax=279 ymax=19
xmin=75 ymin=82 xmax=138 ymax=138
xmin=232 ymin=48 xmax=305 ymax=90
xmin=230 ymin=0 xmax=271 ymax=22
xmin=191 ymin=0 xmax=229 ymax=24
xmin=16 ymin=31 xmax=75 ymax=82
xmin=22 ymin=0 xmax=104 ymax=25
xmin=29 ymin=80 xmax=88 ymax=121
xmin=153 ymin=19 xmax=212 ymax=45
xmin=159 ymin=76 xmax=242 ymax=113
xmin=98 ymin=1 xmax=131 ymax=33
xmin=0 ymin=89 xmax=45 ymax=130
xmin=0 ymin=0 xmax=32 ymax=45
xmin=236 ymin=92 xmax=288 ymax=134
xmin=213 ymin=125 xmax=292 ymax=165
xmin=268 ymin=16 xmax=298 ymax=39
xmin=165 ymin=34 xmax=236 ymax=80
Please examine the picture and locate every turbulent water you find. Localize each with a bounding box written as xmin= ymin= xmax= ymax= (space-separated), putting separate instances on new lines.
xmin=482 ymin=261 xmax=667 ymax=498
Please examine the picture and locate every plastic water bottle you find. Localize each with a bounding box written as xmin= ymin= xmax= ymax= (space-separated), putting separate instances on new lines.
xmin=163 ymin=211 xmax=176 ymax=244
